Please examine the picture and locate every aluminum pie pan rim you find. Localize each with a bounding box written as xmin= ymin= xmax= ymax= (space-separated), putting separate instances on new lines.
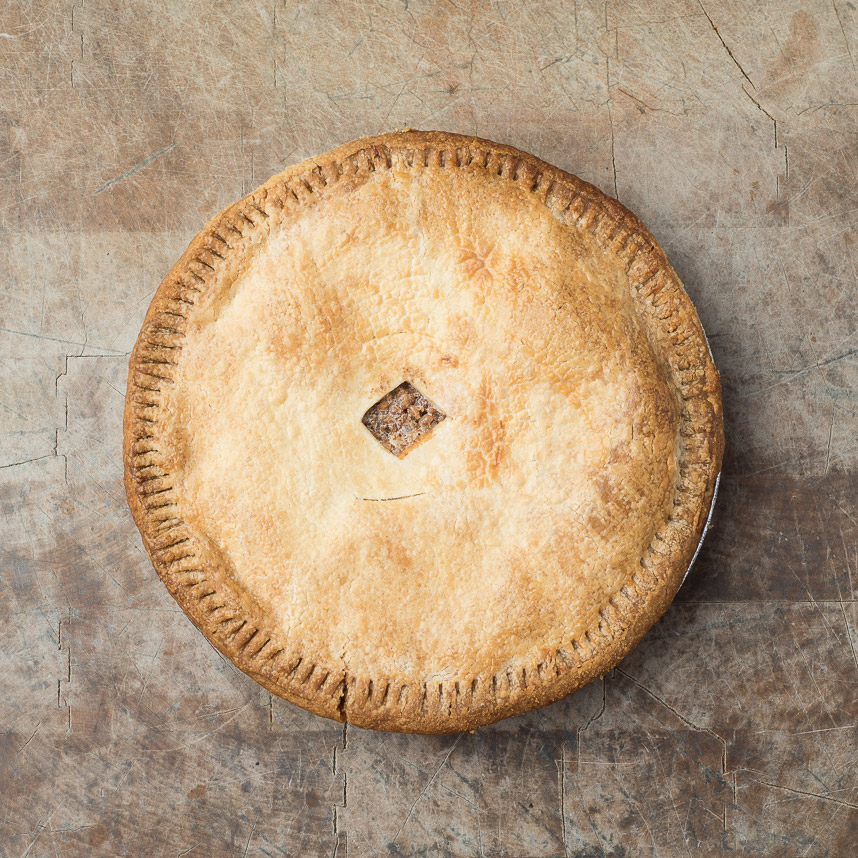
xmin=680 ymin=469 xmax=720 ymax=586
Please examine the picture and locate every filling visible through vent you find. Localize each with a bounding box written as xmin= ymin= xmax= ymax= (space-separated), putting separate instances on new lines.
xmin=362 ymin=382 xmax=446 ymax=457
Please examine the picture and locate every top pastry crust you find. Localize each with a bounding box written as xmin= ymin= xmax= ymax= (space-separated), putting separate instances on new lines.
xmin=123 ymin=130 xmax=723 ymax=733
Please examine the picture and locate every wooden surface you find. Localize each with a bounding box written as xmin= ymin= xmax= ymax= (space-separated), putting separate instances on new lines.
xmin=2 ymin=1 xmax=857 ymax=855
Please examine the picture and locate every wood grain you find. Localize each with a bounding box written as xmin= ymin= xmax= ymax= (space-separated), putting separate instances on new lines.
xmin=2 ymin=1 xmax=856 ymax=855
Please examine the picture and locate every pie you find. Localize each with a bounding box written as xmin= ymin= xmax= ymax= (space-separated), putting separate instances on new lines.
xmin=123 ymin=130 xmax=723 ymax=733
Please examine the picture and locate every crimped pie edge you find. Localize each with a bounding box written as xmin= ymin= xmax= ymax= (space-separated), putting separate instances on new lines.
xmin=123 ymin=130 xmax=724 ymax=733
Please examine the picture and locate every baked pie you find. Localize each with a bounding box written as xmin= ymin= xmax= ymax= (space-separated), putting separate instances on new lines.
xmin=124 ymin=131 xmax=723 ymax=733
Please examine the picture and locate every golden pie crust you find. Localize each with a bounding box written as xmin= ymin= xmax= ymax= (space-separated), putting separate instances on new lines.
xmin=124 ymin=130 xmax=723 ymax=733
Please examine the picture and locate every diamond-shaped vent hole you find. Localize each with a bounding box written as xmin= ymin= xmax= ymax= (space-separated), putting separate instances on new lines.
xmin=362 ymin=381 xmax=446 ymax=457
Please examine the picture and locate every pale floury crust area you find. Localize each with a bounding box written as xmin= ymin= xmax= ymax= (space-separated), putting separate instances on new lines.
xmin=124 ymin=130 xmax=723 ymax=733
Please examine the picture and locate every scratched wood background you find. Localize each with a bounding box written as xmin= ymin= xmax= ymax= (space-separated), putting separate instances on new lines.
xmin=2 ymin=1 xmax=857 ymax=855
